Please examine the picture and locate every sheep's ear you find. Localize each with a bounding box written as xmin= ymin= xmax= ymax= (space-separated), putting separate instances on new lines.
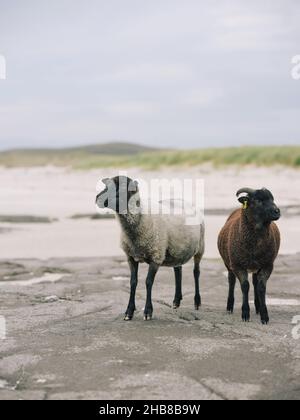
xmin=128 ymin=180 xmax=139 ymax=192
xmin=238 ymin=196 xmax=248 ymax=207
xmin=102 ymin=178 xmax=110 ymax=186
xmin=133 ymin=180 xmax=139 ymax=192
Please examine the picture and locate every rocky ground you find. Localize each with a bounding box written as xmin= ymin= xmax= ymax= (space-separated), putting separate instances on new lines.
xmin=0 ymin=254 xmax=299 ymax=400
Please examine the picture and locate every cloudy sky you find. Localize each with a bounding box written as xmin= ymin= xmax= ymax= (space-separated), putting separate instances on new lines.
xmin=0 ymin=0 xmax=299 ymax=150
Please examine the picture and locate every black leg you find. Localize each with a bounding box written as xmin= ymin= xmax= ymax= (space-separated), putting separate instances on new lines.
xmin=194 ymin=257 xmax=201 ymax=310
xmin=227 ymin=271 xmax=236 ymax=313
xmin=173 ymin=266 xmax=182 ymax=309
xmin=124 ymin=257 xmax=139 ymax=321
xmin=252 ymin=273 xmax=260 ymax=315
xmin=236 ymin=271 xmax=250 ymax=322
xmin=257 ymin=266 xmax=272 ymax=325
xmin=144 ymin=263 xmax=159 ymax=320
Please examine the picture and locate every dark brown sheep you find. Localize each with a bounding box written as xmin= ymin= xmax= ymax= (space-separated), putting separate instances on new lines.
xmin=218 ymin=188 xmax=281 ymax=324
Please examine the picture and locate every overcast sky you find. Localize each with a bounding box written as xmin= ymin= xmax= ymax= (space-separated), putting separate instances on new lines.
xmin=0 ymin=0 xmax=299 ymax=150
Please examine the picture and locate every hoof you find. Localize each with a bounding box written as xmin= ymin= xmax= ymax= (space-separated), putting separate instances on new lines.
xmin=194 ymin=296 xmax=201 ymax=309
xmin=242 ymin=311 xmax=250 ymax=322
xmin=242 ymin=313 xmax=250 ymax=322
xmin=124 ymin=307 xmax=135 ymax=321
xmin=173 ymin=302 xmax=180 ymax=310
xmin=227 ymin=302 xmax=234 ymax=313
xmin=260 ymin=307 xmax=269 ymax=325
xmin=242 ymin=305 xmax=250 ymax=322
xmin=144 ymin=314 xmax=152 ymax=321
xmin=194 ymin=304 xmax=200 ymax=311
xmin=227 ymin=299 xmax=234 ymax=313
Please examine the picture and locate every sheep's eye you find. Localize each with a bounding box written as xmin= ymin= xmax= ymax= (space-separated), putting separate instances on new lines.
xmin=255 ymin=200 xmax=264 ymax=207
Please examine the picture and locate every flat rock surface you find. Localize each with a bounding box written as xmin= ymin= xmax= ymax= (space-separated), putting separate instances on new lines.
xmin=0 ymin=255 xmax=299 ymax=400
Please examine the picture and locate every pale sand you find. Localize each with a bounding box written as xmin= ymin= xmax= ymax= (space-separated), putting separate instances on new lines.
xmin=0 ymin=165 xmax=299 ymax=217
xmin=0 ymin=165 xmax=299 ymax=259
xmin=0 ymin=216 xmax=298 ymax=260
xmin=0 ymin=255 xmax=299 ymax=400
xmin=0 ymin=166 xmax=299 ymax=400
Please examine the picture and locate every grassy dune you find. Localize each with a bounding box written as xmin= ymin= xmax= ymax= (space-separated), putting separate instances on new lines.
xmin=0 ymin=145 xmax=299 ymax=169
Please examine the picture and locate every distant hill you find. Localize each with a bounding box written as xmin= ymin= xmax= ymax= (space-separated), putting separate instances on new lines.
xmin=0 ymin=144 xmax=299 ymax=169
xmin=0 ymin=141 xmax=163 ymax=168
xmin=72 ymin=142 xmax=158 ymax=155
xmin=3 ymin=142 xmax=159 ymax=156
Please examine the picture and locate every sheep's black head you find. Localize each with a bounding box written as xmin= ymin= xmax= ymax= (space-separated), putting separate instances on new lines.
xmin=237 ymin=187 xmax=281 ymax=228
xmin=96 ymin=175 xmax=140 ymax=214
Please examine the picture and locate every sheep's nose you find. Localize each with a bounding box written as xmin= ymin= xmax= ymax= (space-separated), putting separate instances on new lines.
xmin=272 ymin=207 xmax=281 ymax=219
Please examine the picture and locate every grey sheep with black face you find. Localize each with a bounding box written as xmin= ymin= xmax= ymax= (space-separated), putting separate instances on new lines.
xmin=96 ymin=175 xmax=205 ymax=321
xmin=218 ymin=187 xmax=281 ymax=324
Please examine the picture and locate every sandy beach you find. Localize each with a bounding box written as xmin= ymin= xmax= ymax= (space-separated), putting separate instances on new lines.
xmin=0 ymin=165 xmax=299 ymax=400
xmin=0 ymin=254 xmax=299 ymax=400
xmin=0 ymin=165 xmax=299 ymax=259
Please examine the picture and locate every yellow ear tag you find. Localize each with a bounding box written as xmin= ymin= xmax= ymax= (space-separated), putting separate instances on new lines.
xmin=243 ymin=200 xmax=248 ymax=210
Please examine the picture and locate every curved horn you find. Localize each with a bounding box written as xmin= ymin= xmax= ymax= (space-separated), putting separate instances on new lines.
xmin=236 ymin=187 xmax=255 ymax=197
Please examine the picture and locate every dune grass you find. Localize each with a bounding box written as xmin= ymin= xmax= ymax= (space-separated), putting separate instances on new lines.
xmin=0 ymin=146 xmax=299 ymax=169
